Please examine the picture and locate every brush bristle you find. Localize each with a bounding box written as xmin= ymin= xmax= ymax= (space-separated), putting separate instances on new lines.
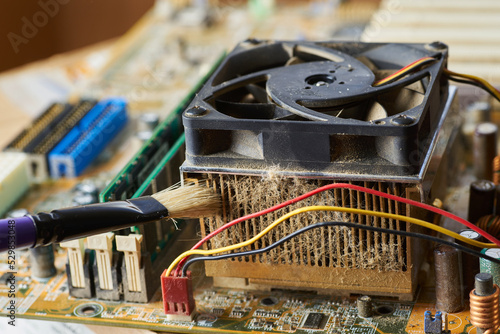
xmin=151 ymin=183 xmax=220 ymax=218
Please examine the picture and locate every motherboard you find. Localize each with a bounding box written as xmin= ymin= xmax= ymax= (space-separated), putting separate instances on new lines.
xmin=1 ymin=2 xmax=500 ymax=334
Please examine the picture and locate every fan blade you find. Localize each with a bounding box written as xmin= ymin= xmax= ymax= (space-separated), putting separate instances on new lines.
xmin=294 ymin=44 xmax=345 ymax=62
xmin=246 ymin=83 xmax=268 ymax=103
xmin=215 ymin=100 xmax=276 ymax=119
xmin=210 ymin=67 xmax=281 ymax=98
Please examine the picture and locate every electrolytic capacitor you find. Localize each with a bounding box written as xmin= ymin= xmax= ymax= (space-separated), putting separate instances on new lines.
xmin=29 ymin=245 xmax=56 ymax=279
xmin=468 ymin=180 xmax=496 ymax=224
xmin=468 ymin=101 xmax=491 ymax=124
xmin=480 ymin=248 xmax=500 ymax=287
xmin=462 ymin=102 xmax=492 ymax=165
xmin=457 ymin=229 xmax=481 ymax=296
xmin=494 ymin=157 xmax=500 ymax=185
xmin=495 ymin=185 xmax=500 ymax=215
xmin=357 ymin=295 xmax=372 ymax=318
xmin=136 ymin=113 xmax=160 ymax=142
xmin=473 ymin=122 xmax=497 ymax=181
xmin=434 ymin=245 xmax=463 ymax=313
xmin=138 ymin=113 xmax=160 ymax=132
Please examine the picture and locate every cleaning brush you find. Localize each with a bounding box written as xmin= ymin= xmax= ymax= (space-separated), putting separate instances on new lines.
xmin=0 ymin=183 xmax=220 ymax=252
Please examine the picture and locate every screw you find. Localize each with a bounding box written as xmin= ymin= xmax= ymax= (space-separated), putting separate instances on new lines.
xmin=244 ymin=38 xmax=262 ymax=45
xmin=391 ymin=115 xmax=415 ymax=126
xmin=315 ymin=81 xmax=328 ymax=87
xmin=185 ymin=106 xmax=208 ymax=117
xmin=426 ymin=41 xmax=448 ymax=52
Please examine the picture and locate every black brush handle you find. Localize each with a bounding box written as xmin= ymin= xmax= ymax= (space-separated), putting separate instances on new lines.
xmin=32 ymin=197 xmax=169 ymax=247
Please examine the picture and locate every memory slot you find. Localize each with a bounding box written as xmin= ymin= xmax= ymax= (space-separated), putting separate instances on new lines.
xmin=48 ymin=98 xmax=128 ymax=178
xmin=0 ymin=152 xmax=30 ymax=217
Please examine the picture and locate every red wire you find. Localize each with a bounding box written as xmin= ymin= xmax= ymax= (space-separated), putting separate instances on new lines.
xmin=374 ymin=56 xmax=436 ymax=86
xmin=174 ymin=183 xmax=500 ymax=275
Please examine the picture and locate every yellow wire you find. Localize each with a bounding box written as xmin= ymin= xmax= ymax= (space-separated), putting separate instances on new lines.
xmin=165 ymin=205 xmax=496 ymax=276
xmin=373 ymin=57 xmax=435 ymax=86
xmin=444 ymin=68 xmax=500 ymax=101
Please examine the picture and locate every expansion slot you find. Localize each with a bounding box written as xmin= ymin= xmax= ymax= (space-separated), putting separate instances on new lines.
xmin=4 ymin=100 xmax=97 ymax=183
xmin=31 ymin=100 xmax=97 ymax=157
xmin=48 ymin=98 xmax=128 ymax=178
xmin=5 ymin=103 xmax=71 ymax=152
xmin=0 ymin=152 xmax=30 ymax=216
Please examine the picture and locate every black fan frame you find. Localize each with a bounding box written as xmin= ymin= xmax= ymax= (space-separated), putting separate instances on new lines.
xmin=182 ymin=40 xmax=450 ymax=179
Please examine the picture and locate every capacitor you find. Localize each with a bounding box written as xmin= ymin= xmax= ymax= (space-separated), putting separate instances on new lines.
xmin=72 ymin=181 xmax=99 ymax=205
xmin=357 ymin=295 xmax=372 ymax=318
xmin=480 ymin=248 xmax=500 ymax=287
xmin=473 ymin=122 xmax=497 ymax=181
xmin=75 ymin=181 xmax=99 ymax=198
xmin=467 ymin=101 xmax=491 ymax=124
xmin=138 ymin=113 xmax=159 ymax=132
xmin=457 ymin=229 xmax=481 ymax=296
xmin=495 ymin=185 xmax=500 ymax=215
xmin=462 ymin=102 xmax=492 ymax=165
xmin=29 ymin=245 xmax=56 ymax=279
xmin=494 ymin=156 xmax=500 ymax=185
xmin=462 ymin=102 xmax=491 ymax=140
xmin=136 ymin=130 xmax=154 ymax=142
xmin=136 ymin=113 xmax=160 ymax=142
xmin=72 ymin=193 xmax=96 ymax=206
xmin=434 ymin=245 xmax=463 ymax=312
xmin=468 ymin=180 xmax=496 ymax=224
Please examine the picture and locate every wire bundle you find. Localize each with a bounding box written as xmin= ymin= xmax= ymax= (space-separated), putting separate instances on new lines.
xmin=165 ymin=183 xmax=500 ymax=277
xmin=444 ymin=69 xmax=500 ymax=102
xmin=373 ymin=54 xmax=500 ymax=102
xmin=372 ymin=56 xmax=437 ymax=87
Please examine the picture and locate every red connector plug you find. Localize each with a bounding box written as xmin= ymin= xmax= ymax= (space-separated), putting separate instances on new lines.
xmin=161 ymin=269 xmax=195 ymax=320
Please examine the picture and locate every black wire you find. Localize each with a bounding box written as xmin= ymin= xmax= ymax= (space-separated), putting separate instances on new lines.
xmin=447 ymin=75 xmax=500 ymax=103
xmin=377 ymin=58 xmax=438 ymax=86
xmin=181 ymin=221 xmax=500 ymax=276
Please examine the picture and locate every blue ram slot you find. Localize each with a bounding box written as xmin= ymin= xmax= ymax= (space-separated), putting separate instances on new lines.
xmin=48 ymin=98 xmax=128 ymax=178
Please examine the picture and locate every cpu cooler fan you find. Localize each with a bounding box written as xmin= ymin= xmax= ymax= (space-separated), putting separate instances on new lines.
xmin=180 ymin=40 xmax=458 ymax=299
xmin=182 ymin=40 xmax=449 ymax=180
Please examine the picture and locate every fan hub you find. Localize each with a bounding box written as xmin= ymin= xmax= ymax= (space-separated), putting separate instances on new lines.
xmin=267 ymin=60 xmax=375 ymax=111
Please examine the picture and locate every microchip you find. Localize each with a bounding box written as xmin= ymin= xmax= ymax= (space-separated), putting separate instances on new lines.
xmin=212 ymin=308 xmax=225 ymax=316
xmin=302 ymin=312 xmax=326 ymax=329
xmin=230 ymin=310 xmax=245 ymax=318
